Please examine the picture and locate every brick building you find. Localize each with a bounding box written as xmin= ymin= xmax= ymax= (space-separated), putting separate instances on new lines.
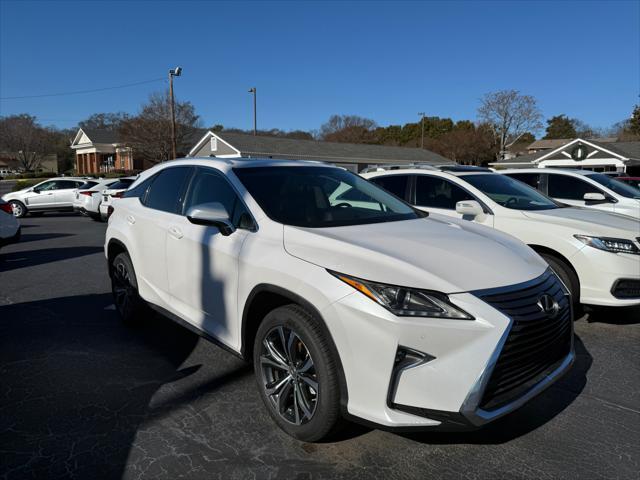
xmin=70 ymin=128 xmax=134 ymax=174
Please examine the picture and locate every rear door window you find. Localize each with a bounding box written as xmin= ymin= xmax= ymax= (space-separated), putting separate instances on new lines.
xmin=369 ymin=175 xmax=409 ymax=200
xmin=506 ymin=173 xmax=542 ymax=190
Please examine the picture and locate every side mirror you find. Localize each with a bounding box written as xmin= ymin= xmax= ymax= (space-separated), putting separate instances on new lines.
xmin=456 ymin=200 xmax=484 ymax=218
xmin=32 ymin=187 xmax=41 ymax=193
xmin=186 ymin=202 xmax=236 ymax=236
xmin=583 ymin=192 xmax=607 ymax=204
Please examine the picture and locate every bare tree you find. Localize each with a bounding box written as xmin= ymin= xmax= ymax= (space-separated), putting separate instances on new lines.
xmin=120 ymin=91 xmax=201 ymax=164
xmin=478 ymin=90 xmax=542 ymax=159
xmin=319 ymin=115 xmax=378 ymax=143
xmin=0 ymin=114 xmax=52 ymax=171
xmin=79 ymin=112 xmax=130 ymax=131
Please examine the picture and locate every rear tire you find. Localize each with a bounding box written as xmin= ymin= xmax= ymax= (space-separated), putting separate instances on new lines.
xmin=111 ymin=252 xmax=145 ymax=323
xmin=253 ymin=304 xmax=343 ymax=442
xmin=90 ymin=212 xmax=103 ymax=222
xmin=9 ymin=200 xmax=26 ymax=218
xmin=540 ymin=253 xmax=581 ymax=316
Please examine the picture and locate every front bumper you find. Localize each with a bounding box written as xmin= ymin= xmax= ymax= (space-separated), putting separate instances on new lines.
xmin=571 ymin=246 xmax=640 ymax=307
xmin=323 ymin=270 xmax=574 ymax=430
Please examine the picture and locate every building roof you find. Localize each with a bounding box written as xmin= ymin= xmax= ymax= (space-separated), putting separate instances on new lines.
xmin=201 ymin=131 xmax=453 ymax=165
xmin=595 ymin=141 xmax=640 ymax=160
xmin=80 ymin=128 xmax=121 ymax=144
xmin=527 ymin=137 xmax=618 ymax=151
xmin=491 ymin=150 xmax=546 ymax=165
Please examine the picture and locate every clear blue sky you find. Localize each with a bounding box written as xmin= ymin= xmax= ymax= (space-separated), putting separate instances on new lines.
xmin=1 ymin=0 xmax=638 ymax=135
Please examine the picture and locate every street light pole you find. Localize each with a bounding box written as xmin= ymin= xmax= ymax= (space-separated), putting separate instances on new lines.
xmin=418 ymin=112 xmax=425 ymax=149
xmin=168 ymin=66 xmax=182 ymax=160
xmin=248 ymin=87 xmax=257 ymax=135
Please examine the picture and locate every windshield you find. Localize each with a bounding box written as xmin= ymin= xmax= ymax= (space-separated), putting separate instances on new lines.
xmin=464 ymin=174 xmax=559 ymax=210
xmin=234 ymin=166 xmax=423 ymax=227
xmin=586 ymin=173 xmax=640 ymax=199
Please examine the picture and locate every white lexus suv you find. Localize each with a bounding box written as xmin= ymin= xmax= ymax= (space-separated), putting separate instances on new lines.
xmin=363 ymin=166 xmax=640 ymax=308
xmin=106 ymin=158 xmax=574 ymax=441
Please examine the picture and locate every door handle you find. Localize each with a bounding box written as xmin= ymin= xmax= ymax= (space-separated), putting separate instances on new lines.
xmin=126 ymin=215 xmax=136 ymax=225
xmin=168 ymin=226 xmax=183 ymax=239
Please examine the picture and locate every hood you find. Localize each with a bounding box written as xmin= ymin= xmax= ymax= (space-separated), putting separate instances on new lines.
xmin=283 ymin=215 xmax=547 ymax=294
xmin=523 ymin=207 xmax=640 ymax=237
xmin=1 ymin=189 xmax=27 ymax=201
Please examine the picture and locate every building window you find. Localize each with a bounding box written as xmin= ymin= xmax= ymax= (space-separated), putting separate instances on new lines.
xmin=210 ymin=137 xmax=218 ymax=152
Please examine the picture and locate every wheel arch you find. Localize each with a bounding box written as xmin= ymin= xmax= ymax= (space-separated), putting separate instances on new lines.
xmin=106 ymin=238 xmax=129 ymax=274
xmin=241 ymin=284 xmax=349 ymax=410
xmin=528 ymin=244 xmax=580 ymax=288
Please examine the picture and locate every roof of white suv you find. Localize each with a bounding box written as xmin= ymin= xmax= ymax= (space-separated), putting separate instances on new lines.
xmin=501 ymin=168 xmax=600 ymax=176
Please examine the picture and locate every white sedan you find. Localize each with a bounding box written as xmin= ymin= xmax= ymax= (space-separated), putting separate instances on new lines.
xmin=363 ymin=166 xmax=640 ymax=308
xmin=98 ymin=176 xmax=137 ymax=220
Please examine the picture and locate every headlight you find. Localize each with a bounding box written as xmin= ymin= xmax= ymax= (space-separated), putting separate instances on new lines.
xmin=574 ymin=235 xmax=640 ymax=255
xmin=329 ymin=271 xmax=474 ymax=319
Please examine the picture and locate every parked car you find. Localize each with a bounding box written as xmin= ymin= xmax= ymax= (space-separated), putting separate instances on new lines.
xmin=617 ymin=177 xmax=640 ymax=190
xmin=73 ymin=178 xmax=121 ymax=221
xmin=363 ymin=166 xmax=640 ymax=309
xmin=500 ymin=169 xmax=640 ymax=218
xmin=2 ymin=177 xmax=87 ymax=218
xmin=106 ymin=158 xmax=574 ymax=441
xmin=99 ymin=176 xmax=137 ymax=220
xmin=0 ymin=199 xmax=20 ymax=248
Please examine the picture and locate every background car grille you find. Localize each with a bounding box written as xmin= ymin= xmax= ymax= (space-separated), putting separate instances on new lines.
xmin=474 ymin=269 xmax=572 ymax=411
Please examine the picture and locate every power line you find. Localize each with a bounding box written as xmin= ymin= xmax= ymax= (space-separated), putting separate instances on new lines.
xmin=0 ymin=77 xmax=165 ymax=100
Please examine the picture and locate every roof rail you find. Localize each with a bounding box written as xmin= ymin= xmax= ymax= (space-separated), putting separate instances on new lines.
xmin=360 ymin=163 xmax=440 ymax=174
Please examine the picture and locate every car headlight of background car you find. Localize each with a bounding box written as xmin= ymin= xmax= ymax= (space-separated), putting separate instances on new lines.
xmin=330 ymin=271 xmax=474 ymax=319
xmin=574 ymin=235 xmax=640 ymax=255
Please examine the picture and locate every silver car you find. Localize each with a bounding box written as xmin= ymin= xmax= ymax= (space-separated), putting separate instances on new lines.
xmin=1 ymin=177 xmax=87 ymax=218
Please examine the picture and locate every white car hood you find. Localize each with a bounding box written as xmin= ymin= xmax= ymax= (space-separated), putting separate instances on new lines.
xmin=283 ymin=214 xmax=547 ymax=293
xmin=522 ymin=207 xmax=640 ymax=237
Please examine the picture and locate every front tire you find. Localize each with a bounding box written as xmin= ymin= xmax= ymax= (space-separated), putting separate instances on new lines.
xmin=540 ymin=253 xmax=581 ymax=315
xmin=111 ymin=252 xmax=145 ymax=322
xmin=253 ymin=305 xmax=343 ymax=442
xmin=9 ymin=200 xmax=26 ymax=218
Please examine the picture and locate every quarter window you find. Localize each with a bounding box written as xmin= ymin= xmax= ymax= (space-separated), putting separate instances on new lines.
xmin=183 ymin=169 xmax=253 ymax=229
xmin=143 ymin=167 xmax=192 ymax=213
xmin=414 ymin=176 xmax=474 ymax=209
xmin=547 ymin=174 xmax=601 ymax=200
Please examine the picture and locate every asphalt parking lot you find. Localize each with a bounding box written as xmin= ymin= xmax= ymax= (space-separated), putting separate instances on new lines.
xmin=1 ymin=214 xmax=639 ymax=480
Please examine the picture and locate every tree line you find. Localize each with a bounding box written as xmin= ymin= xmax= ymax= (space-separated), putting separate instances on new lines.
xmin=1 ymin=89 xmax=638 ymax=172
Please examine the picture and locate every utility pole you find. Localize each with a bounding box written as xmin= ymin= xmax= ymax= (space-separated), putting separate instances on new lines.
xmin=168 ymin=66 xmax=182 ymax=160
xmin=248 ymin=87 xmax=257 ymax=135
xmin=418 ymin=112 xmax=426 ymax=149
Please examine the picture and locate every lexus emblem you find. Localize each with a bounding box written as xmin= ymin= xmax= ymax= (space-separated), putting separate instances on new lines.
xmin=537 ymin=294 xmax=559 ymax=318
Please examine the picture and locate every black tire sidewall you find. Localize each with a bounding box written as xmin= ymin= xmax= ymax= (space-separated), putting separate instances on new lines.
xmin=253 ymin=305 xmax=341 ymax=442
xmin=541 ymin=253 xmax=581 ymax=311
xmin=111 ymin=252 xmax=142 ymax=322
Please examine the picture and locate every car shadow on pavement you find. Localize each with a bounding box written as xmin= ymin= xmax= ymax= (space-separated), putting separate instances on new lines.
xmin=399 ymin=334 xmax=592 ymax=446
xmin=16 ymin=232 xmax=76 ymax=244
xmin=0 ymin=246 xmax=103 ymax=271
xmin=0 ymin=293 xmax=247 ymax=479
xmin=584 ymin=305 xmax=640 ymax=325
